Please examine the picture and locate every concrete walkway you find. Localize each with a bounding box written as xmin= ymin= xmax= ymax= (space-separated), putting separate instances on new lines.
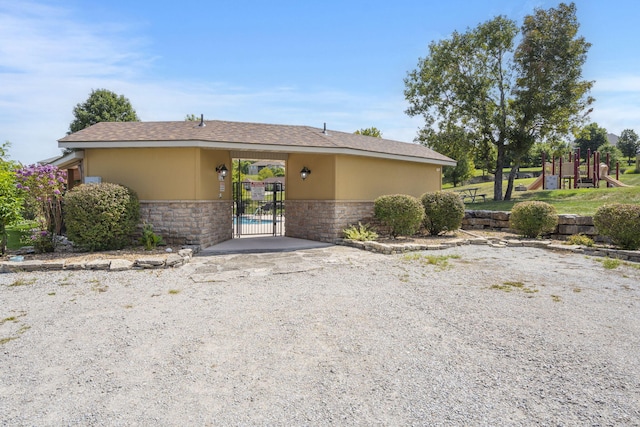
xmin=198 ymin=236 xmax=333 ymax=255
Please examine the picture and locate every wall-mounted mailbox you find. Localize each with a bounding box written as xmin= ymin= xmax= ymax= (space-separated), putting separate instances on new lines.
xmin=85 ymin=176 xmax=102 ymax=184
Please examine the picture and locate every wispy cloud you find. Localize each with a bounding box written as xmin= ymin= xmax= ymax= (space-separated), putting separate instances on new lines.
xmin=0 ymin=2 xmax=424 ymax=164
xmin=588 ymin=75 xmax=640 ymax=135
xmin=0 ymin=1 xmax=155 ymax=163
xmin=0 ymin=2 xmax=151 ymax=77
xmin=593 ymin=75 xmax=640 ymax=93
xmin=2 ymin=0 xmax=639 ymax=165
xmin=0 ymin=2 xmax=417 ymax=163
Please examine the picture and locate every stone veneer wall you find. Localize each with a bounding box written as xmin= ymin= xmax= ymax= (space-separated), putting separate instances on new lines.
xmin=139 ymin=200 xmax=232 ymax=248
xmin=286 ymin=200 xmax=374 ymax=242
xmin=462 ymin=210 xmax=599 ymax=240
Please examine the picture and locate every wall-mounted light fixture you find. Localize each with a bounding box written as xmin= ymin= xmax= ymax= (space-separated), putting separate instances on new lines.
xmin=216 ymin=164 xmax=228 ymax=178
xmin=300 ymin=166 xmax=311 ymax=180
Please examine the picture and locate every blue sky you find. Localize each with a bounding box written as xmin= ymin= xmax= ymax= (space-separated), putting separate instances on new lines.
xmin=2 ymin=0 xmax=639 ymax=165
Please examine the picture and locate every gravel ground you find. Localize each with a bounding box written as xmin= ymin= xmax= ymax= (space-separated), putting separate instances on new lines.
xmin=1 ymin=244 xmax=639 ymax=426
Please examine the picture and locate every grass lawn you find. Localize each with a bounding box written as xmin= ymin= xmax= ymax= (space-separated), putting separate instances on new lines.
xmin=5 ymin=221 xmax=37 ymax=250
xmin=446 ymin=171 xmax=640 ymax=216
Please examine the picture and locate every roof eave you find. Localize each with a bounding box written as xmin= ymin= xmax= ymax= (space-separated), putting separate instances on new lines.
xmin=58 ymin=140 xmax=457 ymax=166
xmin=44 ymin=150 xmax=85 ymax=169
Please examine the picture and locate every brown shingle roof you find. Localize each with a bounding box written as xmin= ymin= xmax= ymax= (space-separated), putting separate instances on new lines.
xmin=59 ymin=119 xmax=455 ymax=165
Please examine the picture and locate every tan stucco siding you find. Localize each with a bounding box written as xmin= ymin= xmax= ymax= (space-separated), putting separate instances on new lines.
xmin=286 ymin=153 xmax=337 ymax=200
xmin=84 ymin=148 xmax=230 ymax=200
xmin=335 ymin=155 xmax=442 ymax=200
xmin=200 ymin=148 xmax=232 ymax=200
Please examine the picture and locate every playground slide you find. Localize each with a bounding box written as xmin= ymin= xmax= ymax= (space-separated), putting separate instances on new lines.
xmin=603 ymin=175 xmax=630 ymax=187
xmin=526 ymin=175 xmax=544 ymax=190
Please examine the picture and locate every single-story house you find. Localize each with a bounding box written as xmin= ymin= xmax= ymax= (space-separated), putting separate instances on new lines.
xmin=57 ymin=119 xmax=455 ymax=247
xmin=247 ymin=159 xmax=285 ymax=175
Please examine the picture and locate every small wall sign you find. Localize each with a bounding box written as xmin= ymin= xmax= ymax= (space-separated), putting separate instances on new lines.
xmin=250 ymin=182 xmax=265 ymax=201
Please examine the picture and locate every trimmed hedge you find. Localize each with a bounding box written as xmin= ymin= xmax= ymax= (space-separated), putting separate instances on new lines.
xmin=421 ymin=191 xmax=465 ymax=235
xmin=509 ymin=201 xmax=558 ymax=238
xmin=593 ymin=204 xmax=640 ymax=250
xmin=374 ymin=194 xmax=424 ymax=238
xmin=64 ymin=183 xmax=140 ymax=251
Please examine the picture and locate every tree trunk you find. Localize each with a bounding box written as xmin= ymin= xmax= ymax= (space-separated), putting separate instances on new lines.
xmin=493 ymin=143 xmax=505 ymax=201
xmin=0 ymin=224 xmax=6 ymax=255
xmin=504 ymin=164 xmax=519 ymax=201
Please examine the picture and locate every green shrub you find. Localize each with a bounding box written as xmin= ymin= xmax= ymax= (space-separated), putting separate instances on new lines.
xmin=343 ymin=222 xmax=378 ymax=241
xmin=23 ymin=229 xmax=55 ymax=253
xmin=565 ymin=233 xmax=594 ymax=247
xmin=420 ymin=191 xmax=465 ymax=236
xmin=140 ymin=222 xmax=164 ymax=250
xmin=64 ymin=183 xmax=140 ymax=251
xmin=593 ymin=204 xmax=640 ymax=250
xmin=374 ymin=194 xmax=424 ymax=238
xmin=509 ymin=201 xmax=558 ymax=238
xmin=0 ymin=169 xmax=23 ymax=254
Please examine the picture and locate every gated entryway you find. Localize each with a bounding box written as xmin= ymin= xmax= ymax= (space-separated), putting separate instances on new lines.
xmin=233 ymin=181 xmax=284 ymax=237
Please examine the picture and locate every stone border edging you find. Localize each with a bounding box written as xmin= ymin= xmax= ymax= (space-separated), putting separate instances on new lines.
xmin=0 ymin=249 xmax=193 ymax=273
xmin=335 ymin=234 xmax=640 ymax=263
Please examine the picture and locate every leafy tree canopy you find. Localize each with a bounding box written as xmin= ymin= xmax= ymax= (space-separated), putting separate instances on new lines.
xmin=417 ymin=124 xmax=476 ymax=187
xmin=0 ymin=141 xmax=17 ymax=172
xmin=574 ymin=122 xmax=608 ymax=158
xmin=68 ymin=89 xmax=140 ymax=134
xmin=598 ymin=143 xmax=623 ymax=171
xmin=617 ymin=129 xmax=639 ymax=164
xmin=258 ymin=167 xmax=274 ymax=180
xmin=271 ymin=167 xmax=285 ymax=177
xmin=354 ymin=127 xmax=382 ymax=138
xmin=443 ymin=154 xmax=475 ymax=188
xmin=405 ymin=2 xmax=593 ymax=201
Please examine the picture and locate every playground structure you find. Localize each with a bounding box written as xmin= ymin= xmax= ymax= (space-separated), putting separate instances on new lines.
xmin=526 ymin=149 xmax=630 ymax=191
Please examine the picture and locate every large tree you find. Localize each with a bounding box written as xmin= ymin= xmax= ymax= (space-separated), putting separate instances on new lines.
xmin=574 ymin=122 xmax=608 ymax=159
xmin=617 ymin=129 xmax=639 ymax=165
xmin=418 ymin=123 xmax=476 ymax=187
xmin=405 ymin=2 xmax=593 ymax=200
xmin=354 ymin=127 xmax=382 ymax=138
xmin=68 ymin=89 xmax=140 ymax=134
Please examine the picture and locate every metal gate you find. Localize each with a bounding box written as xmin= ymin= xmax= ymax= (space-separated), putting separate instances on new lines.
xmin=233 ymin=181 xmax=284 ymax=237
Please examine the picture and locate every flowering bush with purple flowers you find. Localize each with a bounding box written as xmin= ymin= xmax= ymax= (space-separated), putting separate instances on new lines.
xmin=15 ymin=164 xmax=66 ymax=251
xmin=24 ymin=229 xmax=55 ymax=253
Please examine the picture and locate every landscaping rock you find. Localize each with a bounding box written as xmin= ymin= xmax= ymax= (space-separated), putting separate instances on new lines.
xmin=15 ymin=246 xmax=35 ymax=255
xmin=64 ymin=261 xmax=86 ymax=270
xmin=109 ymin=259 xmax=134 ymax=271
xmin=135 ymin=257 xmax=165 ymax=269
xmin=165 ymin=254 xmax=184 ymax=268
xmin=85 ymin=259 xmax=111 ymax=270
xmin=178 ymin=248 xmax=193 ymax=259
xmin=3 ymin=260 xmax=47 ymax=272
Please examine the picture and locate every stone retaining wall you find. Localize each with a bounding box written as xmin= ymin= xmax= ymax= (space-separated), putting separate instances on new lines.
xmin=1 ymin=249 xmax=193 ymax=273
xmin=286 ymin=200 xmax=374 ymax=242
xmin=462 ymin=210 xmax=599 ymax=240
xmin=337 ymin=236 xmax=640 ymax=263
xmin=139 ymin=200 xmax=232 ymax=248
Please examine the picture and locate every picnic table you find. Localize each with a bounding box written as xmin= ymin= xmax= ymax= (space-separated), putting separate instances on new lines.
xmin=455 ymin=187 xmax=486 ymax=203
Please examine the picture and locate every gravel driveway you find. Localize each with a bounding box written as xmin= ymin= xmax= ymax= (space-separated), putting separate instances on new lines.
xmin=1 ymin=244 xmax=639 ymax=425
